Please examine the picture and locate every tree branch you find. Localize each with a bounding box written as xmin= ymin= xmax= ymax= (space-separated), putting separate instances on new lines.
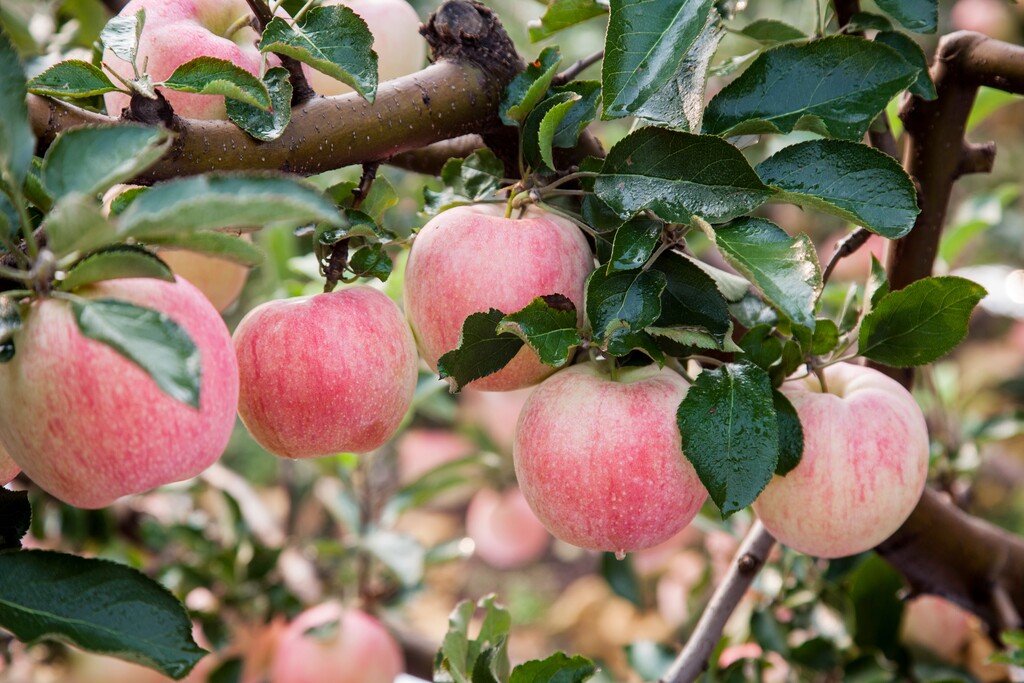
xmin=552 ymin=50 xmax=604 ymax=86
xmin=660 ymin=521 xmax=776 ymax=683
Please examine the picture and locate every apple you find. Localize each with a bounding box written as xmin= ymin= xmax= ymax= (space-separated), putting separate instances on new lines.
xmin=396 ymin=428 xmax=476 ymax=484
xmin=404 ymin=204 xmax=593 ymax=391
xmin=752 ymin=362 xmax=930 ymax=558
xmin=303 ymin=0 xmax=426 ymax=96
xmin=458 ymin=387 xmax=534 ymax=454
xmin=0 ymin=442 xmax=18 ymax=486
xmin=900 ymin=594 xmax=972 ymax=662
xmin=269 ymin=603 xmax=404 ymax=683
xmin=157 ymin=234 xmax=252 ymax=313
xmin=465 ymin=486 xmax=550 ymax=569
xmin=950 ymin=0 xmax=1019 ymax=42
xmin=0 ymin=277 xmax=238 ymax=509
xmin=513 ymin=361 xmax=708 ymax=555
xmin=233 ymin=285 xmax=417 ymax=458
xmin=103 ymin=0 xmax=273 ymax=120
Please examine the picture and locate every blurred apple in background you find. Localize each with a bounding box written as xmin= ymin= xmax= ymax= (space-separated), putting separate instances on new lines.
xmin=465 ymin=486 xmax=550 ymax=569
xmin=396 ymin=428 xmax=476 ymax=484
xmin=157 ymin=234 xmax=252 ymax=313
xmin=900 ymin=594 xmax=973 ymax=662
xmin=458 ymin=387 xmax=534 ymax=454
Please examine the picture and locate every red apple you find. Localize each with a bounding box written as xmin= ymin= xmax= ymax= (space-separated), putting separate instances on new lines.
xmin=157 ymin=235 xmax=252 ymax=313
xmin=404 ymin=204 xmax=593 ymax=391
xmin=396 ymin=428 xmax=476 ymax=484
xmin=513 ymin=361 xmax=708 ymax=555
xmin=951 ymin=0 xmax=1019 ymax=42
xmin=103 ymin=0 xmax=274 ymax=120
xmin=465 ymin=486 xmax=550 ymax=569
xmin=752 ymin=362 xmax=929 ymax=558
xmin=0 ymin=277 xmax=238 ymax=509
xmin=304 ymin=0 xmax=426 ymax=96
xmin=901 ymin=594 xmax=972 ymax=662
xmin=233 ymin=286 xmax=417 ymax=458
xmin=269 ymin=603 xmax=404 ymax=683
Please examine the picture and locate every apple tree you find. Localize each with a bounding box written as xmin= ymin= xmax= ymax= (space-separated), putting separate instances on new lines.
xmin=1 ymin=0 xmax=1024 ymax=681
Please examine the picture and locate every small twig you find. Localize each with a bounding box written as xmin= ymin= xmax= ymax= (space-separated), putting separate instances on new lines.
xmin=954 ymin=141 xmax=997 ymax=177
xmin=821 ymin=227 xmax=872 ymax=286
xmin=659 ymin=521 xmax=776 ymax=683
xmin=552 ymin=49 xmax=604 ymax=86
xmin=351 ymin=161 xmax=381 ymax=210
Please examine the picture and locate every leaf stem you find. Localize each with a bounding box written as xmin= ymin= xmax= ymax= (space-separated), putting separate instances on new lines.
xmin=535 ymin=202 xmax=597 ymax=237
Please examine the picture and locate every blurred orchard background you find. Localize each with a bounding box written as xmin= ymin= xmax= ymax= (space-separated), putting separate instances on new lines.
xmin=2 ymin=0 xmax=1024 ymax=681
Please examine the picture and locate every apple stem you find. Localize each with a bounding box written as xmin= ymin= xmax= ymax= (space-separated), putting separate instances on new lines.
xmin=812 ymin=364 xmax=829 ymax=394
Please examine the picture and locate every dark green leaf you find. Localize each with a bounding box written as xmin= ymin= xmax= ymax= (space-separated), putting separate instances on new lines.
xmin=435 ymin=596 xmax=511 ymax=683
xmin=595 ymin=128 xmax=773 ymax=224
xmin=501 ymin=47 xmax=563 ymax=126
xmin=144 ymin=231 xmax=264 ymax=267
xmin=60 ymin=245 xmax=174 ymax=292
xmin=108 ymin=186 xmax=147 ymax=216
xmin=850 ymin=554 xmax=904 ymax=657
xmin=348 ymin=243 xmax=392 ymax=281
xmin=875 ymin=31 xmax=937 ymax=100
xmin=549 ymin=81 xmax=601 ymax=148
xmin=585 ymin=267 xmax=666 ymax=340
xmin=537 ymin=94 xmax=582 ymax=171
xmin=810 ymin=318 xmax=839 ymax=355
xmin=858 ymin=276 xmax=985 ymax=367
xmin=736 ymin=19 xmax=806 ymax=43
xmin=523 ymin=92 xmax=580 ymax=172
xmin=626 ymin=641 xmax=676 ymax=680
xmin=161 ymin=57 xmax=270 ymax=110
xmin=599 ymin=551 xmax=641 ymax=606
xmin=0 ymin=550 xmax=205 ymax=679
xmin=769 ymin=339 xmax=803 ymax=387
xmin=437 ymin=309 xmax=524 ymax=393
xmin=772 ymin=390 xmax=803 ymax=476
xmin=42 ymin=125 xmax=172 ymax=200
xmin=756 ymin=140 xmax=919 ymax=239
xmin=677 ymin=361 xmax=779 ymax=516
xmin=876 ymin=0 xmax=936 ymax=32
xmin=703 ymin=36 xmax=918 ymax=140
xmin=259 ymin=6 xmax=377 ymax=101
xmin=701 ymin=217 xmax=821 ymax=330
xmin=423 ymin=150 xmax=505 ymax=214
xmin=0 ymin=489 xmax=30 ymax=550
xmin=866 ymin=255 xmax=889 ymax=312
xmin=118 ymin=174 xmax=344 ymax=238
xmin=650 ymin=251 xmax=731 ymax=342
xmin=605 ymin=326 xmax=666 ymax=362
xmin=0 ymin=29 xmax=34 ymax=189
xmin=646 ymin=323 xmax=741 ymax=353
xmin=790 ymin=637 xmax=839 ymax=671
xmin=510 ymin=653 xmax=597 ymax=683
xmin=208 ymin=658 xmax=243 ymax=683
xmin=226 ymin=66 xmax=293 ymax=142
xmin=730 ymin=292 xmax=778 ymax=329
xmin=72 ymin=299 xmax=201 ymax=408
xmin=27 ymin=60 xmax=120 ymax=98
xmin=602 ymin=0 xmax=715 ymax=121
xmin=100 ymin=9 xmax=144 ymax=65
xmin=608 ymin=218 xmax=662 ymax=272
xmin=528 ymin=0 xmax=607 ymax=41
xmin=845 ymin=12 xmax=894 ymax=31
xmin=738 ymin=324 xmax=783 ymax=370
xmin=496 ymin=295 xmax=581 ymax=368
xmin=44 ymin=195 xmax=117 ymax=258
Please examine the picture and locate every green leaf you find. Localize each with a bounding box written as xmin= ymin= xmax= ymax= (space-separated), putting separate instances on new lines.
xmin=523 ymin=92 xmax=580 ymax=172
xmin=772 ymin=390 xmax=803 ymax=476
xmin=677 ymin=361 xmax=779 ymax=516
xmin=435 ymin=596 xmax=511 ymax=683
xmin=0 ymin=488 xmax=30 ymax=550
xmin=348 ymin=243 xmax=392 ymax=281
xmin=876 ymin=0 xmax=936 ymax=33
xmin=0 ymin=29 xmax=34 ymax=189
xmin=595 ymin=128 xmax=773 ymax=224
xmin=423 ymin=150 xmax=504 ymax=214
xmin=510 ymin=653 xmax=598 ymax=683
xmin=736 ymin=19 xmax=806 ymax=43
xmin=100 ymin=8 xmax=144 ymax=66
xmin=549 ymin=81 xmax=601 ymax=149
xmin=599 ymin=551 xmax=641 ymax=606
xmin=72 ymin=298 xmax=201 ymax=408
xmin=144 ymin=231 xmax=264 ymax=267
xmin=362 ymin=530 xmax=424 ymax=588
xmin=528 ymin=0 xmax=607 ymax=41
xmin=585 ymin=267 xmax=666 ymax=340
xmin=626 ymin=9 xmax=724 ymax=132
xmin=496 ymin=295 xmax=581 ymax=368
xmin=606 ymin=326 xmax=666 ymax=362
xmin=226 ymin=66 xmax=293 ymax=142
xmin=27 ymin=60 xmax=121 ymax=98
xmin=42 ymin=125 xmax=172 ymax=200
xmin=60 ymin=246 xmax=174 ymax=292
xmin=43 ymin=195 xmax=118 ymax=258
xmin=108 ymin=186 xmax=148 ymax=216
xmin=626 ymin=641 xmax=675 ymax=681
xmin=757 ymin=140 xmax=919 ymax=239
xmin=501 ymin=47 xmax=563 ymax=126
xmin=0 ymin=550 xmax=205 ymax=679
xmin=701 ymin=217 xmax=821 ymax=331
xmin=738 ymin=324 xmax=783 ymax=370
xmin=602 ymin=0 xmax=715 ymax=121
xmin=651 ymin=251 xmax=732 ymax=343
xmin=845 ymin=12 xmax=894 ymax=31
xmin=608 ymin=218 xmax=662 ymax=272
xmin=118 ymin=174 xmax=344 ymax=238
xmin=703 ymin=36 xmax=918 ymax=141
xmin=436 ymin=309 xmax=524 ymax=393
xmin=324 ymin=176 xmax=398 ymax=225
xmin=875 ymin=31 xmax=937 ymax=100
xmin=537 ymin=94 xmax=582 ymax=171
xmin=810 ymin=318 xmax=840 ymax=355
xmin=161 ymin=57 xmax=271 ymax=110
xmin=866 ymin=255 xmax=890 ymax=313
xmin=858 ymin=276 xmax=986 ymax=367
xmin=259 ymin=6 xmax=377 ymax=101
xmin=647 ymin=323 xmax=741 ymax=353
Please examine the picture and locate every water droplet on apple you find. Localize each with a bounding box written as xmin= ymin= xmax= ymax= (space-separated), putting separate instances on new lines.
xmin=614 ymin=549 xmax=626 ymax=561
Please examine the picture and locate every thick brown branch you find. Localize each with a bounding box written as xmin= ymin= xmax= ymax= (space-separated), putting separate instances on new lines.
xmin=387 ymin=134 xmax=483 ymax=175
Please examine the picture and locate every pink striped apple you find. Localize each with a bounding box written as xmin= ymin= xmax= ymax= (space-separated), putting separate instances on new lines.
xmin=404 ymin=204 xmax=593 ymax=391
xmin=0 ymin=277 xmax=239 ymax=509
xmin=752 ymin=362 xmax=930 ymax=558
xmin=269 ymin=603 xmax=403 ymax=683
xmin=513 ymin=361 xmax=707 ymax=555
xmin=233 ymin=286 xmax=417 ymax=458
xmin=157 ymin=235 xmax=252 ymax=313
